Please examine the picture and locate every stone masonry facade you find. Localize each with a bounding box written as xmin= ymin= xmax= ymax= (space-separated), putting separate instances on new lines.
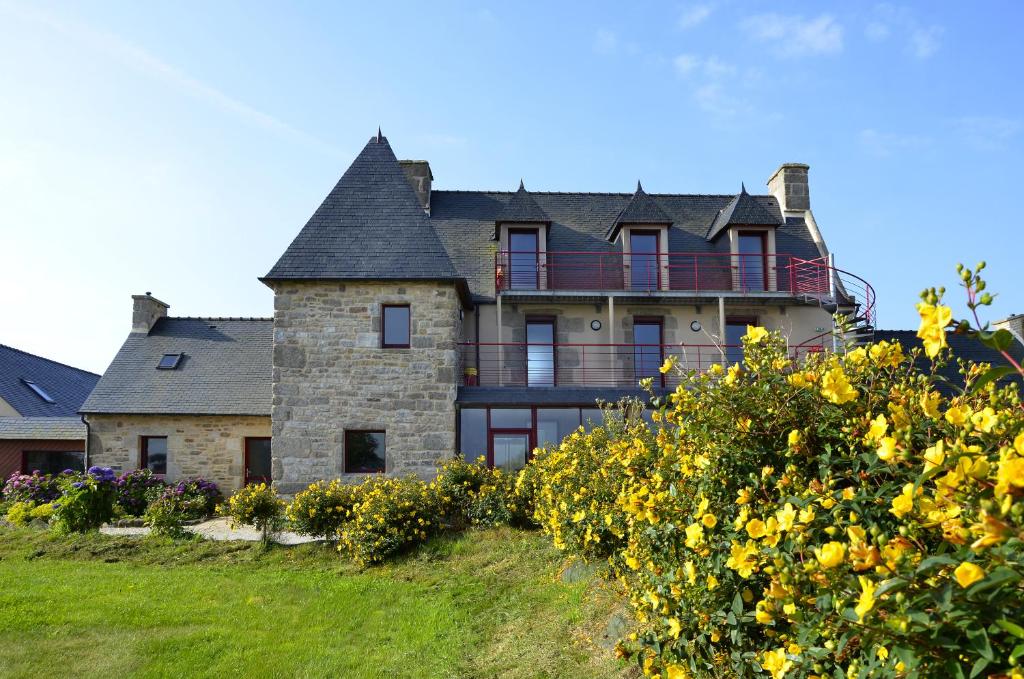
xmin=87 ymin=414 xmax=271 ymax=491
xmin=270 ymin=280 xmax=461 ymax=493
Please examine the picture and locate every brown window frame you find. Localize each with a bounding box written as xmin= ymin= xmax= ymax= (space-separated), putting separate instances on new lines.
xmin=381 ymin=304 xmax=411 ymax=349
xmin=628 ymin=229 xmax=663 ymax=290
xmin=344 ymin=429 xmax=387 ymax=474
xmin=140 ymin=435 xmax=168 ymax=475
xmin=507 ymin=227 xmax=542 ymax=290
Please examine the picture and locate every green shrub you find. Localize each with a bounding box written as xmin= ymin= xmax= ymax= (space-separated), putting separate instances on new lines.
xmin=286 ymin=479 xmax=366 ymax=539
xmin=434 ymin=457 xmax=493 ymax=526
xmin=338 ymin=476 xmax=443 ymax=565
xmin=143 ymin=487 xmax=214 ymax=537
xmin=5 ymin=501 xmax=37 ymax=526
xmin=220 ymin=483 xmax=285 ymax=543
xmin=51 ymin=467 xmax=118 ymax=534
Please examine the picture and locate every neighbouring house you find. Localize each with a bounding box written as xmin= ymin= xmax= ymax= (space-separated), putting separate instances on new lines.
xmin=85 ymin=132 xmax=1021 ymax=493
xmin=80 ymin=298 xmax=272 ymax=492
xmin=0 ymin=344 xmax=100 ymax=479
xmin=873 ymin=329 xmax=1024 ymax=389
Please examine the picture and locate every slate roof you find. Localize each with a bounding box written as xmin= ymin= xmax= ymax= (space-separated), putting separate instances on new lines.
xmin=0 ymin=344 xmax=99 ymax=417
xmin=496 ymin=181 xmax=550 ymax=225
xmin=0 ymin=416 xmax=86 ymax=440
xmin=80 ymin=318 xmax=272 ymax=415
xmin=873 ymin=330 xmax=1024 ymax=391
xmin=605 ymin=182 xmax=673 ymax=241
xmin=264 ymin=134 xmax=462 ymax=287
xmin=706 ymin=184 xmax=782 ymax=240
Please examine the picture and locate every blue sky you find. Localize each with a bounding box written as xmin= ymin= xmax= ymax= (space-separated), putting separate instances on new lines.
xmin=1 ymin=1 xmax=1021 ymax=374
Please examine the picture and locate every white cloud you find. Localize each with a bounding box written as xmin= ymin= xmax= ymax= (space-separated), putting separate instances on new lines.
xmin=865 ymin=21 xmax=890 ymax=41
xmin=673 ymin=54 xmax=700 ymax=76
xmin=678 ymin=4 xmax=714 ymax=29
xmin=673 ymin=54 xmax=736 ymax=79
xmin=909 ymin=25 xmax=943 ymax=59
xmin=955 ymin=116 xmax=1023 ymax=151
xmin=593 ymin=28 xmax=618 ymax=54
xmin=866 ymin=5 xmax=944 ymax=60
xmin=741 ymin=13 xmax=844 ymax=58
xmin=859 ymin=128 xmax=931 ymax=157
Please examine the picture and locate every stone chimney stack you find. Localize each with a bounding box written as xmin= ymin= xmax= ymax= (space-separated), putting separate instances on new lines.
xmin=400 ymin=160 xmax=432 ymax=213
xmin=767 ymin=163 xmax=810 ymax=213
xmin=132 ymin=292 xmax=169 ymax=334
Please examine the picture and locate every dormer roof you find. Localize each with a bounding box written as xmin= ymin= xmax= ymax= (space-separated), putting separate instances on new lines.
xmin=493 ymin=181 xmax=550 ymax=240
xmin=605 ymin=182 xmax=672 ymax=241
xmin=705 ymin=183 xmax=782 ymax=240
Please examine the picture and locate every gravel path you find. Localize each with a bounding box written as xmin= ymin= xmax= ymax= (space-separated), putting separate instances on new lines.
xmin=100 ymin=517 xmax=321 ymax=545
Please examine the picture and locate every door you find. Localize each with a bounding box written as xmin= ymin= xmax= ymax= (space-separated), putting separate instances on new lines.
xmin=633 ymin=319 xmax=664 ymax=386
xmin=490 ymin=431 xmax=531 ymax=473
xmin=629 ymin=231 xmax=660 ymax=291
xmin=725 ymin=316 xmax=757 ymax=365
xmin=526 ymin=317 xmax=555 ymax=386
xmin=508 ymin=229 xmax=540 ymax=290
xmin=737 ymin=232 xmax=768 ymax=291
xmin=245 ymin=437 xmax=273 ymax=485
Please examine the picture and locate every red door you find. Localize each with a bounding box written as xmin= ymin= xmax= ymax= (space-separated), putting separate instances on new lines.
xmin=244 ymin=437 xmax=272 ymax=485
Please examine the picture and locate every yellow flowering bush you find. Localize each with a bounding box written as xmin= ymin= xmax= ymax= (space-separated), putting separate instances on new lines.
xmin=337 ymin=476 xmax=444 ymax=565
xmin=286 ymin=478 xmax=367 ymax=540
xmin=219 ymin=483 xmax=286 ymax=544
xmin=530 ymin=266 xmax=1024 ymax=678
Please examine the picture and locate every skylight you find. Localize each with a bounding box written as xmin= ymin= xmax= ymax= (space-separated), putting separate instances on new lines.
xmin=22 ymin=379 xmax=55 ymax=403
xmin=157 ymin=353 xmax=183 ymax=370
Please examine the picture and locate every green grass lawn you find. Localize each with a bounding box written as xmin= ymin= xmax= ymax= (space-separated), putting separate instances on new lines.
xmin=0 ymin=525 xmax=628 ymax=679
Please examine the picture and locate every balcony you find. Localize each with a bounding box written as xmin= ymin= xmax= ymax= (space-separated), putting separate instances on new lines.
xmin=458 ymin=340 xmax=827 ymax=389
xmin=494 ymin=251 xmax=833 ymax=295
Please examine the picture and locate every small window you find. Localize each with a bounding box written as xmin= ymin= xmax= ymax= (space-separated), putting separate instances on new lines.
xmin=157 ymin=353 xmax=182 ymax=370
xmin=141 ymin=436 xmax=168 ymax=475
xmin=345 ymin=431 xmax=386 ymax=473
xmin=21 ymin=379 xmax=54 ymax=403
xmin=382 ymin=305 xmax=411 ymax=348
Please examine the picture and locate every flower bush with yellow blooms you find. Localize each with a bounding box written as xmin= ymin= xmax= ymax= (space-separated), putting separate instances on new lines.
xmin=220 ymin=482 xmax=286 ymax=544
xmin=337 ymin=476 xmax=445 ymax=565
xmin=531 ymin=264 xmax=1024 ymax=678
xmin=286 ymin=478 xmax=368 ymax=540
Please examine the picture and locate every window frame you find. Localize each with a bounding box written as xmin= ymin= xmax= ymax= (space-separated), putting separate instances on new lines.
xmin=628 ymin=229 xmax=663 ymax=291
xmin=456 ymin=407 xmax=609 ymax=470
xmin=725 ymin=315 xmax=759 ymax=365
xmin=525 ymin=315 xmax=557 ymax=387
xmin=507 ymin=227 xmax=542 ymax=290
xmin=140 ymin=435 xmax=168 ymax=476
xmin=344 ymin=429 xmax=387 ymax=474
xmin=381 ymin=304 xmax=411 ymax=349
xmin=736 ymin=230 xmax=769 ymax=291
xmin=157 ymin=353 xmax=183 ymax=370
xmin=632 ymin=316 xmax=665 ymax=388
xmin=21 ymin=379 xmax=55 ymax=403
xmin=21 ymin=450 xmax=85 ymax=475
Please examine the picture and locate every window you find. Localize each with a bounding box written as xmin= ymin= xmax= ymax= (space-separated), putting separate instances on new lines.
xmin=23 ymin=450 xmax=84 ymax=475
xmin=508 ymin=229 xmax=540 ymax=290
xmin=382 ymin=305 xmax=411 ymax=348
xmin=157 ymin=353 xmax=183 ymax=369
xmin=459 ymin=409 xmax=487 ymax=463
xmin=345 ymin=430 xmax=386 ymax=473
xmin=725 ymin=316 xmax=758 ymax=365
xmin=536 ymin=408 xmax=581 ymax=449
xmin=141 ymin=436 xmax=167 ymax=475
xmin=633 ymin=318 xmax=664 ymax=385
xmin=526 ymin=317 xmax=555 ymax=387
xmin=244 ymin=438 xmax=272 ymax=485
xmin=489 ymin=409 xmax=531 ymax=429
xmin=21 ymin=379 xmax=54 ymax=403
xmin=737 ymin=232 xmax=768 ymax=291
xmin=629 ymin=231 xmax=660 ymax=291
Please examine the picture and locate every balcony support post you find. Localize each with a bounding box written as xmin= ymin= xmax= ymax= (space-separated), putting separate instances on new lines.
xmin=718 ymin=296 xmax=727 ymax=366
xmin=608 ymin=295 xmax=615 ymax=386
xmin=496 ymin=295 xmax=503 ymax=386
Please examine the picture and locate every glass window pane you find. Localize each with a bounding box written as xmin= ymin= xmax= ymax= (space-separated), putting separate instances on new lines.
xmin=725 ymin=322 xmax=749 ymax=365
xmin=383 ymin=306 xmax=410 ymax=346
xmin=509 ymin=230 xmax=540 ymax=290
xmin=24 ymin=451 xmax=84 ymax=475
xmin=143 ymin=437 xmax=167 ymax=475
xmin=738 ymin=234 xmax=766 ymax=291
xmin=493 ymin=434 xmax=529 ymax=472
xmin=581 ymin=408 xmax=603 ymax=431
xmin=536 ymin=408 xmax=581 ymax=449
xmin=527 ymin=320 xmax=555 ymax=387
xmin=489 ymin=408 xmax=531 ymax=429
xmin=246 ymin=438 xmax=272 ymax=482
xmin=630 ymin=232 xmax=660 ymax=290
xmin=346 ymin=431 xmax=386 ymax=473
xmin=459 ymin=409 xmax=487 ymax=463
xmin=633 ymin=322 xmax=663 ymax=380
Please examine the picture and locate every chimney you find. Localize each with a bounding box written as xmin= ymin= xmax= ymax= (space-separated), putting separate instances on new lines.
xmin=994 ymin=314 xmax=1024 ymax=346
xmin=767 ymin=163 xmax=810 ymax=213
xmin=132 ymin=292 xmax=169 ymax=334
xmin=399 ymin=160 xmax=432 ymax=213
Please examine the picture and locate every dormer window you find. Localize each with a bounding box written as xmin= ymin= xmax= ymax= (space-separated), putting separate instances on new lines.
xmin=737 ymin=231 xmax=768 ymax=291
xmin=157 ymin=353 xmax=183 ymax=370
xmin=21 ymin=379 xmax=54 ymax=403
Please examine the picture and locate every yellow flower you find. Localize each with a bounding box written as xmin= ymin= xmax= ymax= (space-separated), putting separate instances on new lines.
xmin=667 ymin=617 xmax=682 ymax=638
xmin=755 ymin=599 xmax=774 ymax=624
xmin=820 ymin=364 xmax=858 ymax=404
xmin=724 ymin=363 xmax=742 ymax=386
xmin=707 ymin=574 xmax=719 ymax=590
xmin=625 ymin=555 xmax=640 ymax=570
xmin=701 ymin=513 xmax=718 ymax=528
xmin=954 ymin=561 xmax=985 ymax=588
xmin=923 ymin=440 xmax=947 ymax=472
xmin=776 ymin=503 xmax=797 ymax=532
xmin=869 ymin=340 xmax=904 ymax=368
xmin=865 ymin=414 xmax=888 ymax=443
xmin=998 ymin=456 xmax=1024 ymax=493
xmin=945 ymin=404 xmax=971 ymax=426
xmin=971 ymin=407 xmax=999 ymax=434
xmin=746 ymin=518 xmax=767 ymax=539
xmin=745 ymin=325 xmax=769 ymax=344
xmin=877 ymin=437 xmax=899 ymax=462
xmin=736 ymin=488 xmax=752 ymax=505
xmin=787 ymin=429 xmax=802 ymax=449
xmin=726 ymin=540 xmax=759 ymax=578
xmin=890 ymin=484 xmax=915 ymax=518
xmin=915 ymin=302 xmax=952 ymax=358
xmin=685 ymin=522 xmax=705 ymax=548
xmin=665 ymin=665 xmax=688 ymax=679
xmin=877 ymin=646 xmax=889 ymax=661
xmin=798 ymin=505 xmax=816 ymax=524
xmin=737 ymin=417 xmax=752 ymax=433
xmin=710 ymin=630 xmax=720 ymax=642
xmin=659 ymin=357 xmax=677 ymax=374
xmin=815 ymin=541 xmax=846 ymax=569
xmin=761 ymin=647 xmax=793 ymax=679
xmin=919 ymin=391 xmax=941 ymax=419
xmin=855 ymin=575 xmax=877 ymax=620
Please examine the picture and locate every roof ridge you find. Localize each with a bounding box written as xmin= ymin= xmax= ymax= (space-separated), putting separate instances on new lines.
xmin=0 ymin=343 xmax=101 ymax=377
xmin=165 ymin=316 xmax=273 ymax=322
xmin=432 ymin=189 xmax=755 ymax=198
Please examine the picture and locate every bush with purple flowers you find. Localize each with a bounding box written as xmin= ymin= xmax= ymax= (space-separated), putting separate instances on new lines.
xmin=2 ymin=471 xmax=64 ymax=505
xmin=115 ymin=469 xmax=167 ymax=516
xmin=50 ymin=466 xmax=119 ymax=534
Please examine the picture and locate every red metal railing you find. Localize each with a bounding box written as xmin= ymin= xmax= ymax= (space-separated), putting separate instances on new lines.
xmin=790 ymin=257 xmax=877 ymax=328
xmin=459 ymin=340 xmax=829 ymax=389
xmin=494 ymin=251 xmax=823 ymax=294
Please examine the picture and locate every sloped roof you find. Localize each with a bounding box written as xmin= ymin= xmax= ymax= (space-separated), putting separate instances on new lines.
xmin=872 ymin=330 xmax=1024 ymax=391
xmin=706 ymin=184 xmax=782 ymax=240
xmin=264 ymin=134 xmax=461 ymax=285
xmin=0 ymin=344 xmax=99 ymax=417
xmin=0 ymin=416 xmax=86 ymax=440
xmin=81 ymin=318 xmax=272 ymax=415
xmin=496 ymin=181 xmax=550 ymax=225
xmin=605 ymin=182 xmax=672 ymax=241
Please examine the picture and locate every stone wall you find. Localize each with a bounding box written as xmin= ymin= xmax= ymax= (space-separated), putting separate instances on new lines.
xmin=270 ymin=281 xmax=461 ymax=492
xmin=86 ymin=414 xmax=271 ymax=491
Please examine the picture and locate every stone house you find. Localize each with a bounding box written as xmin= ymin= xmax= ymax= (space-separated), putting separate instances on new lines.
xmin=84 ymin=132 xmax=890 ymax=492
xmin=0 ymin=344 xmax=99 ymax=479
